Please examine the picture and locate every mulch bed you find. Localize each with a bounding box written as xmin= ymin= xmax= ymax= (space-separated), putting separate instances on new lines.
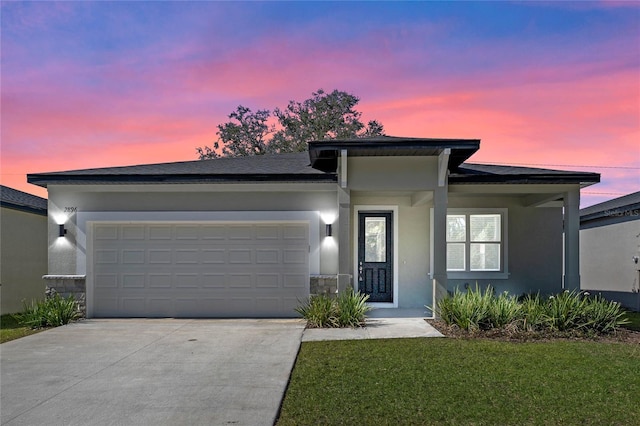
xmin=426 ymin=319 xmax=640 ymax=344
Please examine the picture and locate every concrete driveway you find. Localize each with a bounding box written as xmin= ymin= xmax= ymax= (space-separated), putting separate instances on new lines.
xmin=1 ymin=319 xmax=305 ymax=426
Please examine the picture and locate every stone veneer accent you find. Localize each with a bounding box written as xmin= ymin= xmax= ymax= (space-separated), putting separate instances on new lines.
xmin=310 ymin=274 xmax=338 ymax=296
xmin=43 ymin=275 xmax=86 ymax=317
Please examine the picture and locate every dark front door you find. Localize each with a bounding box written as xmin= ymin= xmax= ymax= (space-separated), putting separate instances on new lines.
xmin=358 ymin=211 xmax=393 ymax=303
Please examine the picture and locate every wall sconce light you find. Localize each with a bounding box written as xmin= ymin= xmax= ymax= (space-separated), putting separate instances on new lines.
xmin=325 ymin=224 xmax=332 ymax=237
xmin=58 ymin=224 xmax=67 ymax=237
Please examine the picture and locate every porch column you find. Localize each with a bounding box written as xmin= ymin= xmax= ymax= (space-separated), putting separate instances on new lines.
xmin=337 ymin=186 xmax=352 ymax=292
xmin=563 ymin=188 xmax=581 ymax=290
xmin=432 ymin=186 xmax=448 ymax=315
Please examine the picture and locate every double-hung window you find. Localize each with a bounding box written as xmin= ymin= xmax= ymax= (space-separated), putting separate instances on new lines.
xmin=446 ymin=209 xmax=508 ymax=278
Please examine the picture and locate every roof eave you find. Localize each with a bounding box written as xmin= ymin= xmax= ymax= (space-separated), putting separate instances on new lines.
xmin=0 ymin=201 xmax=47 ymax=215
xmin=27 ymin=173 xmax=338 ymax=187
xmin=449 ymin=174 xmax=601 ymax=186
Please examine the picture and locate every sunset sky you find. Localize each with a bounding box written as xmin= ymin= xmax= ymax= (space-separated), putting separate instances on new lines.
xmin=2 ymin=1 xmax=638 ymax=207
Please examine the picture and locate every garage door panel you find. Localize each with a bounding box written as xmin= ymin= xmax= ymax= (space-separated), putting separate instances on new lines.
xmin=283 ymin=249 xmax=307 ymax=264
xmin=256 ymin=274 xmax=279 ymax=288
xmin=175 ymin=249 xmax=198 ymax=264
xmin=122 ymin=249 xmax=145 ymax=264
xmin=122 ymin=298 xmax=145 ymax=313
xmin=149 ymin=249 xmax=172 ymax=264
xmin=92 ymin=222 xmax=309 ymax=318
xmin=228 ymin=225 xmax=253 ymax=240
xmin=95 ymin=249 xmax=118 ymax=264
xmin=283 ymin=225 xmax=307 ymax=240
xmin=228 ymin=249 xmax=252 ymax=264
xmin=95 ymin=274 xmax=118 ymax=288
xmin=202 ymin=249 xmax=225 ymax=264
xmin=148 ymin=226 xmax=172 ymax=240
xmin=175 ymin=274 xmax=199 ymax=288
xmin=256 ymin=249 xmax=280 ymax=264
xmin=149 ymin=274 xmax=172 ymax=288
xmin=283 ymin=274 xmax=308 ymax=289
xmin=202 ymin=273 xmax=226 ymax=288
xmin=122 ymin=274 xmax=145 ymax=288
xmin=256 ymin=225 xmax=280 ymax=240
xmin=148 ymin=299 xmax=172 ymax=316
xmin=122 ymin=226 xmax=145 ymax=240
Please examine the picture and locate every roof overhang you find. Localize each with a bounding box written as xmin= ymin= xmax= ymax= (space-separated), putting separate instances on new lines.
xmin=27 ymin=173 xmax=337 ymax=188
xmin=308 ymin=136 xmax=480 ymax=172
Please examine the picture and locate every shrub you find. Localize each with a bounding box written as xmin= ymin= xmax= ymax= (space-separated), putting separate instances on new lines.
xmin=436 ymin=287 xmax=629 ymax=335
xmin=579 ymin=293 xmax=629 ymax=333
xmin=335 ymin=288 xmax=371 ymax=327
xmin=295 ymin=288 xmax=371 ymax=328
xmin=13 ymin=293 xmax=80 ymax=329
xmin=519 ymin=293 xmax=546 ymax=331
xmin=436 ymin=284 xmax=493 ymax=331
xmin=294 ymin=294 xmax=335 ymax=328
xmin=488 ymin=291 xmax=521 ymax=329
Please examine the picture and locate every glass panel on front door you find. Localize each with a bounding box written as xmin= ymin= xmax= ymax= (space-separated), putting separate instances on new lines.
xmin=364 ymin=217 xmax=386 ymax=262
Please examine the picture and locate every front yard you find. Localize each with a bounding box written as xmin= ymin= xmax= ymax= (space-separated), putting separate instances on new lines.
xmin=278 ymin=326 xmax=640 ymax=425
xmin=0 ymin=314 xmax=45 ymax=343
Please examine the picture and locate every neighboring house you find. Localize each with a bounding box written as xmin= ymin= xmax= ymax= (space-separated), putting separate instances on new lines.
xmin=1 ymin=185 xmax=48 ymax=314
xmin=27 ymin=136 xmax=600 ymax=318
xmin=580 ymin=191 xmax=640 ymax=311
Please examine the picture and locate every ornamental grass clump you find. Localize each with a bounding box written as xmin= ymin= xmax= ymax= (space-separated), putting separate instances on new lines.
xmin=335 ymin=288 xmax=371 ymax=327
xmin=519 ymin=293 xmax=546 ymax=332
xmin=488 ymin=291 xmax=521 ymax=329
xmin=13 ymin=293 xmax=80 ymax=329
xmin=578 ymin=292 xmax=629 ymax=333
xmin=544 ymin=289 xmax=585 ymax=331
xmin=295 ymin=288 xmax=371 ymax=328
xmin=294 ymin=294 xmax=335 ymax=328
xmin=437 ymin=284 xmax=493 ymax=331
xmin=437 ymin=286 xmax=629 ymax=335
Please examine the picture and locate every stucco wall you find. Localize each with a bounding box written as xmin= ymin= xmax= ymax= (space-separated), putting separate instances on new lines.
xmin=580 ymin=219 xmax=640 ymax=293
xmin=47 ymin=184 xmax=339 ymax=276
xmin=447 ymin=195 xmax=564 ymax=296
xmin=348 ymin=156 xmax=438 ymax=191
xmin=1 ymin=207 xmax=48 ymax=313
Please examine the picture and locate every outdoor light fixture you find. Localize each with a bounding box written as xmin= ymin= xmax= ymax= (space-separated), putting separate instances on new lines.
xmin=325 ymin=224 xmax=332 ymax=237
xmin=58 ymin=224 xmax=67 ymax=237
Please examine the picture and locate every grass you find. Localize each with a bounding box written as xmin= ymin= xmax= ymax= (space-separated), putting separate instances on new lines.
xmin=0 ymin=314 xmax=46 ymax=344
xmin=624 ymin=310 xmax=640 ymax=331
xmin=277 ymin=338 xmax=640 ymax=425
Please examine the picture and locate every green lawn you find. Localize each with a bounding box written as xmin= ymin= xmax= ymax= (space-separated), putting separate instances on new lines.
xmin=624 ymin=310 xmax=640 ymax=331
xmin=278 ymin=338 xmax=640 ymax=425
xmin=0 ymin=314 xmax=44 ymax=343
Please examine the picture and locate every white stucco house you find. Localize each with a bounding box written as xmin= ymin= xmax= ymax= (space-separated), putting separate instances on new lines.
xmin=580 ymin=191 xmax=640 ymax=311
xmin=27 ymin=136 xmax=600 ymax=318
xmin=1 ymin=185 xmax=48 ymax=314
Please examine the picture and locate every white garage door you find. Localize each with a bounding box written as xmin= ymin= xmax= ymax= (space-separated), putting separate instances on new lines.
xmin=91 ymin=222 xmax=309 ymax=318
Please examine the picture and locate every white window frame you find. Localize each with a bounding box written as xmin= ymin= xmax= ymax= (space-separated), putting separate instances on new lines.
xmin=432 ymin=208 xmax=509 ymax=280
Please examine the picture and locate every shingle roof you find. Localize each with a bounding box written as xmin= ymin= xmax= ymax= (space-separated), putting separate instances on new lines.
xmin=450 ymin=163 xmax=600 ymax=185
xmin=0 ymin=185 xmax=47 ymax=215
xmin=580 ymin=191 xmax=640 ymax=223
xmin=28 ymin=152 xmax=336 ymax=187
xmin=27 ymin=149 xmax=601 ymax=188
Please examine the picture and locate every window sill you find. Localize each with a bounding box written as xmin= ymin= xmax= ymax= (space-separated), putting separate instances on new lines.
xmin=447 ymin=271 xmax=510 ymax=280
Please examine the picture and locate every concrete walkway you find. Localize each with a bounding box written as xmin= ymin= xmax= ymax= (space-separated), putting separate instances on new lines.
xmin=302 ymin=310 xmax=444 ymax=342
xmin=1 ymin=319 xmax=304 ymax=426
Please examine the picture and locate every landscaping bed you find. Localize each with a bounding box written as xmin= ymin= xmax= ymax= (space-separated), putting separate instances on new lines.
xmin=426 ymin=318 xmax=640 ymax=344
